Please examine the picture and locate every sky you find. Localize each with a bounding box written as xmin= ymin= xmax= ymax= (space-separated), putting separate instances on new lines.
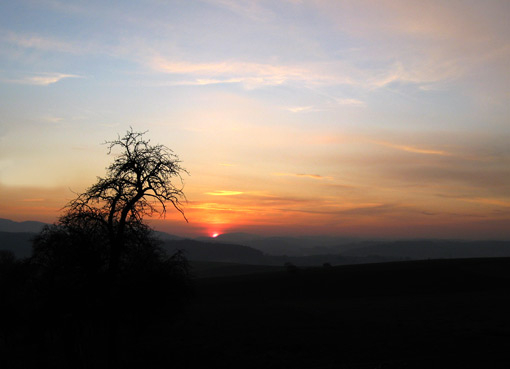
xmin=0 ymin=0 xmax=509 ymax=239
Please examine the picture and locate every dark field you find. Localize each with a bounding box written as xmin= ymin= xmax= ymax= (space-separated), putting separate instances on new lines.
xmin=165 ymin=258 xmax=510 ymax=368
xmin=3 ymin=258 xmax=510 ymax=368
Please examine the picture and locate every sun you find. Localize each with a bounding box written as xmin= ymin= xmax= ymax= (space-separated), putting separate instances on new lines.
xmin=211 ymin=233 xmax=220 ymax=238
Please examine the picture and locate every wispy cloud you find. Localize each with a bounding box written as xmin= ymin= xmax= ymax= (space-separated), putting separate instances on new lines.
xmin=465 ymin=198 xmax=510 ymax=207
xmin=169 ymin=77 xmax=245 ymax=86
xmin=371 ymin=140 xmax=452 ymax=156
xmin=205 ymin=190 xmax=244 ymax=196
xmin=334 ymin=203 xmax=396 ymax=216
xmin=150 ymin=54 xmax=461 ymax=92
xmin=285 ymin=106 xmax=320 ymax=113
xmin=41 ymin=116 xmax=64 ymax=123
xmin=285 ymin=98 xmax=364 ymax=114
xmin=336 ymin=98 xmax=365 ymax=106
xmin=21 ymin=198 xmax=45 ymax=202
xmin=204 ymin=0 xmax=275 ymax=21
xmin=274 ymin=173 xmax=332 ymax=180
xmin=365 ymin=60 xmax=464 ymax=89
xmin=436 ymin=194 xmax=510 ymax=208
xmin=390 ymin=165 xmax=510 ymax=194
xmin=151 ymin=58 xmax=322 ymax=88
xmin=6 ymin=73 xmax=81 ymax=86
xmin=2 ymin=31 xmax=85 ymax=54
xmin=188 ymin=202 xmax=248 ymax=212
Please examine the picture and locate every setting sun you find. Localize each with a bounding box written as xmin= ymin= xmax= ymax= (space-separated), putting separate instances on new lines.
xmin=211 ymin=233 xmax=220 ymax=238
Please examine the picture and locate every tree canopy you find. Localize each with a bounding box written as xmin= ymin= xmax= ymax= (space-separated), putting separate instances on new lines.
xmin=62 ymin=128 xmax=188 ymax=274
xmin=33 ymin=128 xmax=189 ymax=278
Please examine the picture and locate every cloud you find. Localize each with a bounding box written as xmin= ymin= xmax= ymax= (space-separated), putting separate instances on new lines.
xmin=151 ymin=58 xmax=326 ymax=88
xmin=170 ymin=78 xmax=245 ymax=86
xmin=2 ymin=31 xmax=85 ymax=54
xmin=435 ymin=194 xmax=510 ymax=208
xmin=285 ymin=99 xmax=364 ymax=114
xmin=189 ymin=202 xmax=241 ymax=211
xmin=149 ymin=53 xmax=464 ymax=92
xmin=41 ymin=116 xmax=64 ymax=123
xmin=370 ymin=140 xmax=452 ymax=156
xmin=204 ymin=0 xmax=275 ymax=21
xmin=205 ymin=190 xmax=244 ymax=196
xmin=336 ymin=98 xmax=365 ymax=106
xmin=274 ymin=173 xmax=332 ymax=180
xmin=334 ymin=203 xmax=397 ymax=216
xmin=4 ymin=29 xmax=468 ymax=93
xmin=391 ymin=165 xmax=510 ymax=194
xmin=4 ymin=2 xmax=505 ymax=96
xmin=466 ymin=198 xmax=510 ymax=207
xmin=311 ymin=0 xmax=510 ymax=93
xmin=285 ymin=106 xmax=318 ymax=113
xmin=6 ymin=73 xmax=81 ymax=86
xmin=190 ymin=191 xmax=396 ymax=222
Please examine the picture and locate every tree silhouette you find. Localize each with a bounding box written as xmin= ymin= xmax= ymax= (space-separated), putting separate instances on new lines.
xmin=64 ymin=128 xmax=188 ymax=277
xmin=29 ymin=128 xmax=190 ymax=368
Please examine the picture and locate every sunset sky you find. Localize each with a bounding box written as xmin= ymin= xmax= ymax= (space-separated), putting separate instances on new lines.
xmin=1 ymin=0 xmax=509 ymax=239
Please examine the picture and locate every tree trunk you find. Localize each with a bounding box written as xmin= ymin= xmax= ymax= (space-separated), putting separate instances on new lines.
xmin=106 ymin=236 xmax=122 ymax=369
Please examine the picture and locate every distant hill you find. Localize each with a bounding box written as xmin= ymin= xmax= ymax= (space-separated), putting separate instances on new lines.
xmin=162 ymin=239 xmax=268 ymax=264
xmin=203 ymin=233 xmax=366 ymax=256
xmin=210 ymin=234 xmax=510 ymax=262
xmin=0 ymin=218 xmax=48 ymax=233
xmin=0 ymin=231 xmax=34 ymax=258
xmin=0 ymin=229 xmax=266 ymax=263
xmin=153 ymin=230 xmax=184 ymax=241
xmin=342 ymin=239 xmax=510 ymax=259
xmin=196 ymin=232 xmax=264 ymax=244
xmin=2 ymin=218 xmax=510 ymax=265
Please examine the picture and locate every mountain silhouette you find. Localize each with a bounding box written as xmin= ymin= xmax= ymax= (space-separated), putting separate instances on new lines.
xmin=0 ymin=218 xmax=48 ymax=233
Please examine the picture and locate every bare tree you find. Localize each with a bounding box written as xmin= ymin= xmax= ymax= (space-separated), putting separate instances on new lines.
xmin=28 ymin=129 xmax=190 ymax=369
xmin=64 ymin=128 xmax=188 ymax=276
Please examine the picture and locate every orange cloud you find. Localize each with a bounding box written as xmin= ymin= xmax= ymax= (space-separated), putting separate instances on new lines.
xmin=205 ymin=190 xmax=244 ymax=196
xmin=466 ymin=198 xmax=510 ymax=207
xmin=438 ymin=195 xmax=510 ymax=208
xmin=370 ymin=140 xmax=452 ymax=156
xmin=274 ymin=173 xmax=332 ymax=180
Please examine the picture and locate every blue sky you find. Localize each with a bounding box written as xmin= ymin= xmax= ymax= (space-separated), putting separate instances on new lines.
xmin=1 ymin=0 xmax=509 ymax=238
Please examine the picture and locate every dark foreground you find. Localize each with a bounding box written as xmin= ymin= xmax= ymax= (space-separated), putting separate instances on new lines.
xmin=4 ymin=258 xmax=510 ymax=368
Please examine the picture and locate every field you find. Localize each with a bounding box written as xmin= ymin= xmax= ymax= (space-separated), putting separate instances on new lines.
xmin=144 ymin=258 xmax=510 ymax=368
xmin=3 ymin=257 xmax=510 ymax=368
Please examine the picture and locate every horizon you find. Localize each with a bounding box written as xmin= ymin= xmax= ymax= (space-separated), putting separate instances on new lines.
xmin=2 ymin=217 xmax=509 ymax=243
xmin=1 ymin=1 xmax=509 ymax=240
